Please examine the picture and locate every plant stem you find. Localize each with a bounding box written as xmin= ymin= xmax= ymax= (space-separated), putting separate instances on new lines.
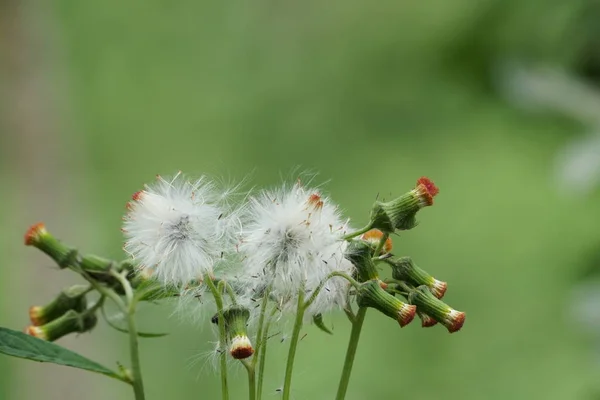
xmin=205 ymin=274 xmax=229 ymax=400
xmin=282 ymin=286 xmax=305 ymax=400
xmin=241 ymin=360 xmax=256 ymax=400
xmin=342 ymin=224 xmax=373 ymax=241
xmin=126 ymin=301 xmax=145 ymax=400
xmin=257 ymin=307 xmax=277 ymax=400
xmin=110 ymin=271 xmax=146 ymax=400
xmin=335 ymin=307 xmax=367 ymax=400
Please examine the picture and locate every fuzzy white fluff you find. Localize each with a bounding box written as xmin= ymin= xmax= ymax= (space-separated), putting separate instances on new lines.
xmin=123 ymin=173 xmax=240 ymax=286
xmin=239 ymin=182 xmax=354 ymax=317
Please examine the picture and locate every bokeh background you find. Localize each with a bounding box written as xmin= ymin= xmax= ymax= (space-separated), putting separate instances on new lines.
xmin=2 ymin=1 xmax=600 ymax=399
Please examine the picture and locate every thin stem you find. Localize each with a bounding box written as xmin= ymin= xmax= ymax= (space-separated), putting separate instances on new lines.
xmin=257 ymin=307 xmax=277 ymax=400
xmin=224 ymin=281 xmax=238 ymax=305
xmin=112 ymin=271 xmax=146 ymax=400
xmin=205 ymin=274 xmax=229 ymax=400
xmin=252 ymin=291 xmax=271 ymax=368
xmin=335 ymin=307 xmax=367 ymax=400
xmin=342 ymin=223 xmax=373 ymax=241
xmin=241 ymin=359 xmax=256 ymax=400
xmin=373 ymin=232 xmax=389 ymax=257
xmin=282 ymin=286 xmax=305 ymax=400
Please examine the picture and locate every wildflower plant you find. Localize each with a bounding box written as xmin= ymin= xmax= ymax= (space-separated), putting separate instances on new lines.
xmin=0 ymin=172 xmax=466 ymax=400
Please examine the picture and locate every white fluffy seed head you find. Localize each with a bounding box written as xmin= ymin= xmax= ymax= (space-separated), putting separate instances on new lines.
xmin=239 ymin=181 xmax=354 ymax=317
xmin=122 ymin=172 xmax=241 ymax=286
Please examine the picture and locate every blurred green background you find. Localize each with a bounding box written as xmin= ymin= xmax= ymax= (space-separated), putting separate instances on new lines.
xmin=2 ymin=1 xmax=600 ymax=399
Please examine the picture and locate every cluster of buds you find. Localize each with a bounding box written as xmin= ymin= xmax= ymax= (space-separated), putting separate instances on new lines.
xmin=345 ymin=178 xmax=465 ymax=333
xmin=23 ymin=223 xmax=144 ymax=341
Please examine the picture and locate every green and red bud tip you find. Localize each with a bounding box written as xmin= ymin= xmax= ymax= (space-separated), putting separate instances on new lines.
xmin=417 ymin=177 xmax=439 ymax=197
xmin=229 ymin=335 xmax=254 ymax=360
xmin=431 ymin=279 xmax=447 ymax=299
xmin=414 ymin=178 xmax=438 ymax=207
xmin=446 ymin=310 xmax=466 ymax=333
xmin=28 ymin=306 xmax=44 ymax=326
xmin=418 ymin=311 xmax=438 ymax=328
xmin=25 ymin=325 xmax=47 ymax=340
xmin=360 ymin=229 xmax=393 ymax=254
xmin=24 ymin=222 xmax=47 ymax=246
xmin=399 ymin=304 xmax=417 ymax=327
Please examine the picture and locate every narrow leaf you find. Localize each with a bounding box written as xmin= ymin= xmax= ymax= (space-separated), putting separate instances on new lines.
xmin=313 ymin=313 xmax=333 ymax=335
xmin=0 ymin=327 xmax=128 ymax=383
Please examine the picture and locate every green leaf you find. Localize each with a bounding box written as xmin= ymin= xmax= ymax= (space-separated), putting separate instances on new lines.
xmin=313 ymin=313 xmax=333 ymax=335
xmin=0 ymin=327 xmax=128 ymax=383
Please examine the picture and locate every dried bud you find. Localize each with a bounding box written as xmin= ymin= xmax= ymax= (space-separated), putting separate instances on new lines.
xmin=387 ymin=257 xmax=447 ymax=299
xmin=222 ymin=305 xmax=254 ymax=359
xmin=29 ymin=285 xmax=89 ymax=326
xmin=26 ymin=310 xmax=98 ymax=341
xmin=357 ymin=280 xmax=416 ymax=327
xmin=360 ymin=229 xmax=393 ymax=254
xmin=408 ymin=286 xmax=465 ymax=333
xmin=345 ymin=240 xmax=380 ymax=283
xmin=369 ymin=177 xmax=439 ymax=232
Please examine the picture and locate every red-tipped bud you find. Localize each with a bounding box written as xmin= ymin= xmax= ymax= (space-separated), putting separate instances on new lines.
xmin=28 ymin=285 xmax=89 ymax=326
xmin=387 ymin=257 xmax=447 ymax=299
xmin=369 ymin=177 xmax=440 ymax=232
xmin=24 ymin=223 xmax=47 ymax=246
xmin=357 ymin=280 xmax=416 ymax=328
xmin=360 ymin=229 xmax=393 ymax=254
xmin=408 ymin=286 xmax=465 ymax=333
xmin=221 ymin=305 xmax=254 ymax=359
xmin=229 ymin=335 xmax=255 ymax=360
xmin=417 ymin=311 xmax=438 ymax=328
xmin=25 ymin=310 xmax=97 ymax=341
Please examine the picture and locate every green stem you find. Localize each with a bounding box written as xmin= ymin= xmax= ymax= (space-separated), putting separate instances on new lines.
xmin=205 ymin=275 xmax=229 ymax=400
xmin=335 ymin=307 xmax=367 ymax=400
xmin=241 ymin=360 xmax=256 ymax=400
xmin=110 ymin=271 xmax=146 ymax=400
xmin=257 ymin=307 xmax=277 ymax=400
xmin=282 ymin=286 xmax=305 ymax=400
xmin=373 ymin=232 xmax=389 ymax=257
xmin=342 ymin=223 xmax=373 ymax=241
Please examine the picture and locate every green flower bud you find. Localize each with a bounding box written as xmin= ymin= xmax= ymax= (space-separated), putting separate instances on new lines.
xmin=222 ymin=305 xmax=254 ymax=360
xmin=387 ymin=257 xmax=447 ymax=299
xmin=26 ymin=310 xmax=97 ymax=341
xmin=408 ymin=286 xmax=465 ymax=333
xmin=357 ymin=280 xmax=416 ymax=327
xmin=369 ymin=177 xmax=439 ymax=233
xmin=29 ymin=285 xmax=88 ymax=326
xmin=345 ymin=240 xmax=379 ymax=282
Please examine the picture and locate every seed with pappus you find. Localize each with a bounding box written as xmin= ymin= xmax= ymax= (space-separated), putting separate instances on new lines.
xmin=122 ymin=172 xmax=241 ymax=286
xmin=239 ymin=181 xmax=355 ymax=317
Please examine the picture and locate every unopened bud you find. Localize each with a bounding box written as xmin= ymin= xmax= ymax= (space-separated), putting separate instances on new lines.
xmin=408 ymin=286 xmax=465 ymax=333
xmin=26 ymin=310 xmax=98 ymax=341
xmin=387 ymin=257 xmax=447 ymax=299
xmin=417 ymin=311 xmax=438 ymax=328
xmin=369 ymin=177 xmax=439 ymax=232
xmin=345 ymin=241 xmax=380 ymax=283
xmin=29 ymin=285 xmax=88 ymax=326
xmin=222 ymin=305 xmax=254 ymax=359
xmin=360 ymin=229 xmax=393 ymax=254
xmin=357 ymin=280 xmax=416 ymax=327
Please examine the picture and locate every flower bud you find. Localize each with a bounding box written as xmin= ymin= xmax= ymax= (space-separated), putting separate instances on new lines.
xmin=24 ymin=223 xmax=118 ymax=273
xmin=417 ymin=311 xmax=438 ymax=328
xmin=408 ymin=286 xmax=465 ymax=333
xmin=345 ymin=241 xmax=380 ymax=283
xmin=26 ymin=310 xmax=98 ymax=341
xmin=222 ymin=305 xmax=254 ymax=359
xmin=369 ymin=177 xmax=439 ymax=232
xmin=29 ymin=285 xmax=88 ymax=326
xmin=387 ymin=257 xmax=447 ymax=299
xmin=359 ymin=229 xmax=393 ymax=254
xmin=357 ymin=280 xmax=416 ymax=327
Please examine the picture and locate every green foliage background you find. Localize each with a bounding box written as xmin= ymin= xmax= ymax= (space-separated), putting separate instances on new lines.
xmin=1 ymin=1 xmax=600 ymax=399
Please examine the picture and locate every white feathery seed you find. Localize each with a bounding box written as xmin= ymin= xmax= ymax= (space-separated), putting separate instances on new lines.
xmin=239 ymin=181 xmax=354 ymax=317
xmin=122 ymin=172 xmax=241 ymax=286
